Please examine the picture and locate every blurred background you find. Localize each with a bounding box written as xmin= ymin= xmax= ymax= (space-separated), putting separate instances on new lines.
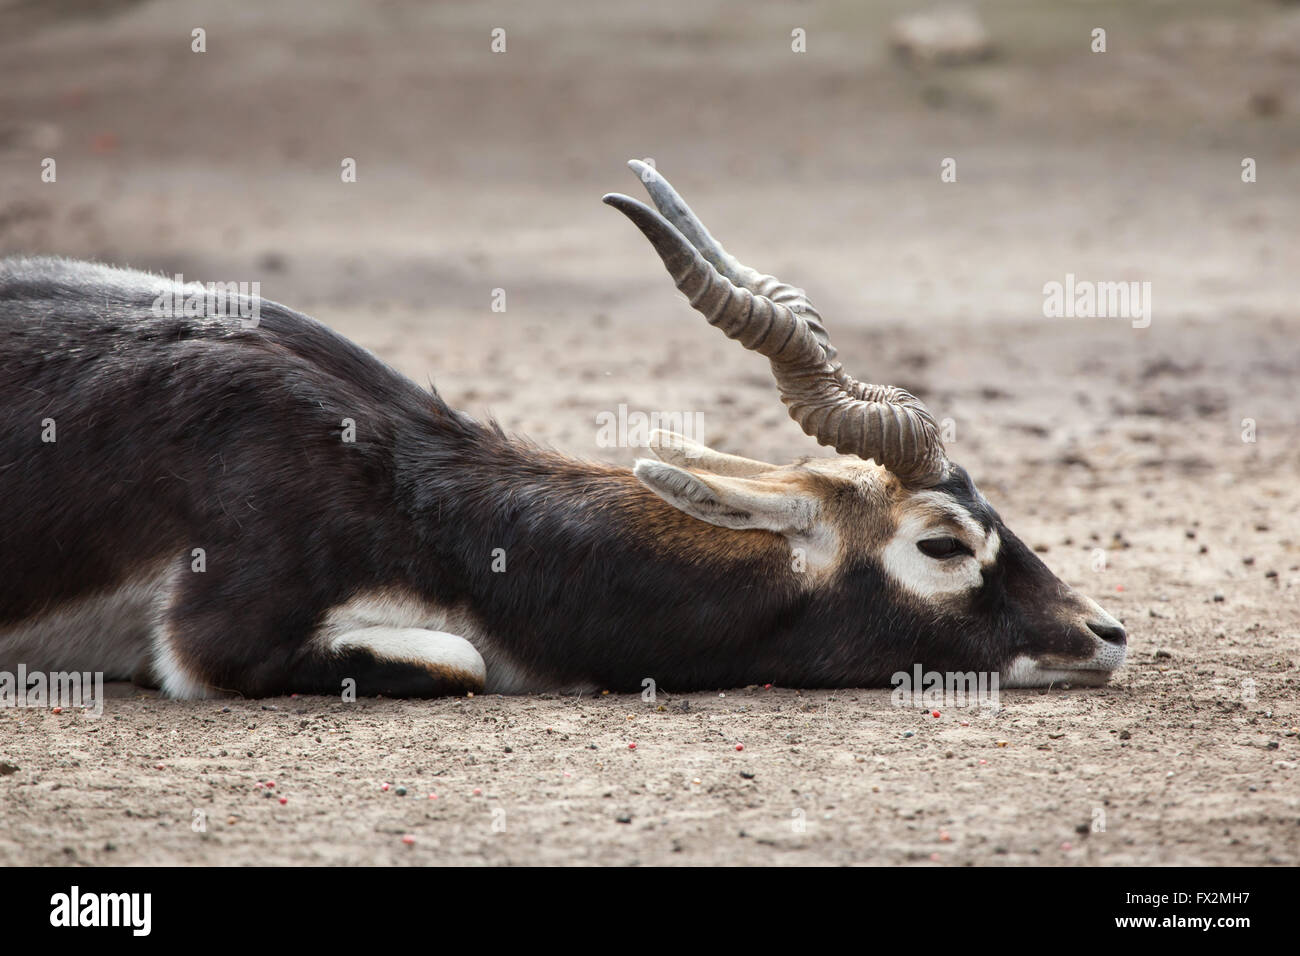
xmin=0 ymin=1 xmax=1295 ymax=480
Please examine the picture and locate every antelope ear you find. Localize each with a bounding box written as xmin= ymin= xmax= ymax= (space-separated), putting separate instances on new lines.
xmin=647 ymin=429 xmax=777 ymax=477
xmin=633 ymin=459 xmax=816 ymax=533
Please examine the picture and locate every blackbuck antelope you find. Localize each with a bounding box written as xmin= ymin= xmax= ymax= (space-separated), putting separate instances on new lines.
xmin=0 ymin=162 xmax=1126 ymax=700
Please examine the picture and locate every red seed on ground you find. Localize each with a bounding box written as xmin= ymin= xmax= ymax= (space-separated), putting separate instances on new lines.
xmin=278 ymin=796 xmax=287 ymax=805
xmin=628 ymin=743 xmax=636 ymax=750
xmin=265 ymin=780 xmax=275 ymax=789
xmin=764 ymin=684 xmax=772 ymax=689
xmin=472 ymin=788 xmax=482 ymax=796
xmin=735 ymin=744 xmax=744 ymax=751
xmin=931 ymin=710 xmax=941 ymax=718
xmin=91 ymin=131 xmax=119 ymax=153
xmin=51 ymin=707 xmax=63 ymax=714
xmin=428 ymin=793 xmax=438 ymax=800
xmin=401 ymin=834 xmax=415 ymax=845
xmin=155 ymin=764 xmax=164 ymax=770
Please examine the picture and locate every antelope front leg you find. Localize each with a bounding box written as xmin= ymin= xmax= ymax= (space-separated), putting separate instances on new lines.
xmin=154 ymin=619 xmax=486 ymax=699
xmin=318 ymin=627 xmax=487 ymax=697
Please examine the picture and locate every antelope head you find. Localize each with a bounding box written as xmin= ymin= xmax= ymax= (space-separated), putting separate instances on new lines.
xmin=604 ymin=161 xmax=1126 ymax=688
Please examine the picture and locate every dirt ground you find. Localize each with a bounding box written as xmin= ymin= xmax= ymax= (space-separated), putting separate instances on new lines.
xmin=0 ymin=0 xmax=1297 ymax=866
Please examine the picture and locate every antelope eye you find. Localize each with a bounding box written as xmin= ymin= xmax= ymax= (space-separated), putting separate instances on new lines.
xmin=917 ymin=536 xmax=972 ymax=560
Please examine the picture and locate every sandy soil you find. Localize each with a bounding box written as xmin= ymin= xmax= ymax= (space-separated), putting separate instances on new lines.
xmin=0 ymin=0 xmax=1297 ymax=865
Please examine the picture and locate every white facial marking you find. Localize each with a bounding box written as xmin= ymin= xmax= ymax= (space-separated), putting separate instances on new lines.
xmin=1003 ymin=600 xmax=1127 ymax=686
xmin=881 ymin=493 xmax=1000 ymax=600
xmin=1002 ymin=646 xmax=1125 ymax=688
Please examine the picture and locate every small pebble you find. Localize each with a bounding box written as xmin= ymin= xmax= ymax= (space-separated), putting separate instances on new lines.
xmin=51 ymin=707 xmax=62 ymax=714
xmin=902 ymin=730 xmax=915 ymax=738
xmin=395 ymin=786 xmax=407 ymax=796
xmin=996 ymin=740 xmax=1008 ymax=748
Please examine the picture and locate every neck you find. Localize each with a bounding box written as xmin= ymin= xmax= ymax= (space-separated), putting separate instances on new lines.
xmin=402 ymin=418 xmax=806 ymax=691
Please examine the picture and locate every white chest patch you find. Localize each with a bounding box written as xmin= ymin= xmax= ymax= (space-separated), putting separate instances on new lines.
xmin=880 ymin=499 xmax=1000 ymax=601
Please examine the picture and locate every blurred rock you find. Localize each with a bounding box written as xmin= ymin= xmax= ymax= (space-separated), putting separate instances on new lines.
xmin=890 ymin=6 xmax=993 ymax=66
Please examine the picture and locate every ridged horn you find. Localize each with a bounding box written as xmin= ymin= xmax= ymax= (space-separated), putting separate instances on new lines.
xmin=624 ymin=160 xmax=838 ymax=369
xmin=603 ymin=170 xmax=947 ymax=487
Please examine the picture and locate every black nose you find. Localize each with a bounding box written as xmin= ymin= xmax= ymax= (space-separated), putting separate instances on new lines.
xmin=1088 ymin=620 xmax=1127 ymax=645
